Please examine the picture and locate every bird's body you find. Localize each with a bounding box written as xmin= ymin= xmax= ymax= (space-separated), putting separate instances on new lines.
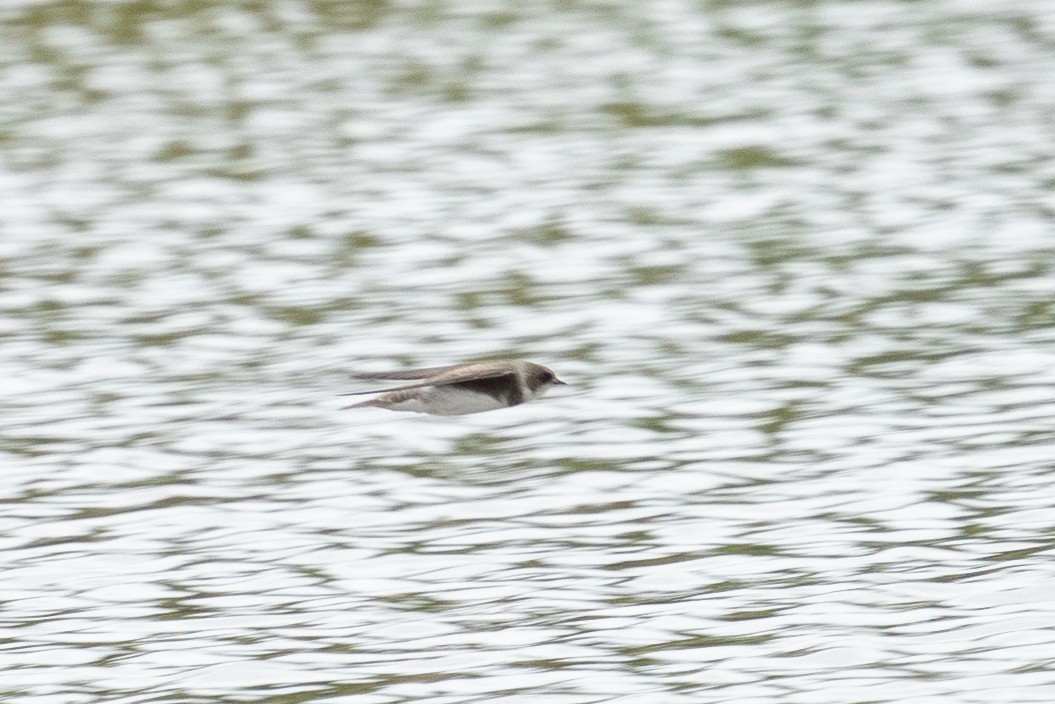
xmin=342 ymin=359 xmax=565 ymax=415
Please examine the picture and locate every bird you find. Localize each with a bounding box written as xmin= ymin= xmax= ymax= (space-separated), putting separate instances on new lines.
xmin=341 ymin=359 xmax=567 ymax=415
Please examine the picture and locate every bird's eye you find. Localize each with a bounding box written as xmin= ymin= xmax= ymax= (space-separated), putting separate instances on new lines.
xmin=539 ymin=371 xmax=553 ymax=382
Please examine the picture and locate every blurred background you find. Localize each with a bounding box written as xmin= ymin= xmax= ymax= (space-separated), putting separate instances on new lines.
xmin=3 ymin=1 xmax=1055 ymax=702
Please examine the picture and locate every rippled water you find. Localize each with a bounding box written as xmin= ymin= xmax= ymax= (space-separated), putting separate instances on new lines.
xmin=3 ymin=1 xmax=1055 ymax=702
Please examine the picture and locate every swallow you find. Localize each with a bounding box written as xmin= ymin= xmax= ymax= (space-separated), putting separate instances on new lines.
xmin=342 ymin=359 xmax=567 ymax=415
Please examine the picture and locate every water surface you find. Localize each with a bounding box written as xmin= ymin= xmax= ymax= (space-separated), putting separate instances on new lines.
xmin=2 ymin=1 xmax=1055 ymax=702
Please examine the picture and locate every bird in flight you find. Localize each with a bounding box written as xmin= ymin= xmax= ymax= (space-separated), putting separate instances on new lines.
xmin=342 ymin=359 xmax=566 ymax=415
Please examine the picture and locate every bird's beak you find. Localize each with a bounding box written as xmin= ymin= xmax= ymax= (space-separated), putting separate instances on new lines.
xmin=553 ymin=378 xmax=568 ymax=385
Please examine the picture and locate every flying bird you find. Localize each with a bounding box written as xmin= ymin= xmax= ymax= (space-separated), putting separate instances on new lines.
xmin=342 ymin=359 xmax=567 ymax=415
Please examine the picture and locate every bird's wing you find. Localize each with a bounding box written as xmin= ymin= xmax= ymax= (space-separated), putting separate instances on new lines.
xmin=350 ymin=363 xmax=470 ymax=381
xmin=341 ymin=365 xmax=516 ymax=396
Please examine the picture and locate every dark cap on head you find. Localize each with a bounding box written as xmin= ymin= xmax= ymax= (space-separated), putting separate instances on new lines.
xmin=525 ymin=363 xmax=567 ymax=391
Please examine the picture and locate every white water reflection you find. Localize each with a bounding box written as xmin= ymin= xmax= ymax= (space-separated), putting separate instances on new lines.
xmin=3 ymin=1 xmax=1055 ymax=703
